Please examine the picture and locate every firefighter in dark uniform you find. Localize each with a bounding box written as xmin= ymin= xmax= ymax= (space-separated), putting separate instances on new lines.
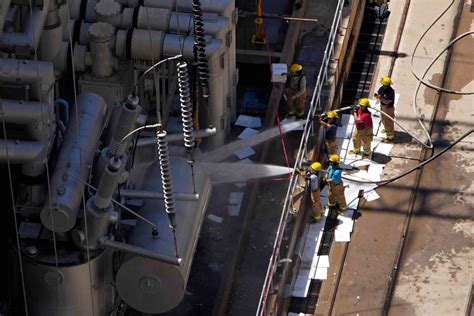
xmin=374 ymin=76 xmax=396 ymax=142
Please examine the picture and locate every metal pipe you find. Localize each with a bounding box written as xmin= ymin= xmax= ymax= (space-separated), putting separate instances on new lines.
xmin=100 ymin=237 xmax=182 ymax=266
xmin=143 ymin=0 xmax=233 ymax=14
xmin=38 ymin=0 xmax=62 ymax=62
xmin=0 ymin=0 xmax=52 ymax=56
xmin=136 ymin=127 xmax=216 ymax=147
xmin=0 ymin=98 xmax=53 ymax=142
xmin=54 ymin=99 xmax=69 ymax=124
xmin=89 ymin=22 xmax=115 ymax=78
xmin=0 ymin=58 xmax=55 ymax=102
xmin=0 ymin=99 xmax=49 ymax=123
xmin=40 ymin=93 xmax=107 ymax=233
xmin=0 ymin=140 xmax=45 ymax=163
xmin=120 ymin=189 xmax=199 ymax=201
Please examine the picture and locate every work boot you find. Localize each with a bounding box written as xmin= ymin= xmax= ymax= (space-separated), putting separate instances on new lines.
xmin=311 ymin=214 xmax=322 ymax=223
xmin=295 ymin=112 xmax=305 ymax=121
xmin=286 ymin=111 xmax=296 ymax=119
xmin=383 ymin=135 xmax=394 ymax=143
xmin=336 ymin=207 xmax=346 ymax=216
xmin=349 ymin=149 xmax=360 ymax=155
xmin=361 ymin=152 xmax=371 ymax=159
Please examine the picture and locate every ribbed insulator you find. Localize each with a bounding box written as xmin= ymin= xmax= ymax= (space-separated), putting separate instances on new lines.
xmin=192 ymin=0 xmax=209 ymax=97
xmin=94 ymin=158 xmax=121 ymax=210
xmin=109 ymin=95 xmax=140 ymax=157
xmin=156 ymin=131 xmax=176 ymax=228
xmin=177 ymin=62 xmax=195 ymax=156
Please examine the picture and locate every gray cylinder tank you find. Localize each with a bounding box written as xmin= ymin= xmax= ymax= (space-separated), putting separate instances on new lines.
xmin=40 ymin=93 xmax=107 ymax=233
xmin=115 ymin=157 xmax=211 ymax=313
xmin=22 ymin=247 xmax=108 ymax=315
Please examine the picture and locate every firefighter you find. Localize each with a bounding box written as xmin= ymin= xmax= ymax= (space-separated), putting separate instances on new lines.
xmin=374 ymin=77 xmax=395 ymax=142
xmin=367 ymin=0 xmax=390 ymax=21
xmin=296 ymin=162 xmax=323 ymax=222
xmin=320 ymin=111 xmax=339 ymax=156
xmin=350 ymin=98 xmax=373 ymax=159
xmin=285 ymin=63 xmax=307 ymax=120
xmin=324 ymin=154 xmax=346 ymax=214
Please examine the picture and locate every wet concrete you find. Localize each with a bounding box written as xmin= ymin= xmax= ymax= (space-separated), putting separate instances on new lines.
xmin=316 ymin=0 xmax=473 ymax=315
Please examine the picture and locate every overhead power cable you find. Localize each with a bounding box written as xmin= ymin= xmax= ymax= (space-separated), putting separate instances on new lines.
xmin=63 ymin=0 xmax=96 ymax=311
xmin=26 ymin=0 xmax=62 ymax=312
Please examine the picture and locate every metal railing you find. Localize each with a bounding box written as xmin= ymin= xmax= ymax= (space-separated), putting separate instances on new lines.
xmin=256 ymin=0 xmax=346 ymax=314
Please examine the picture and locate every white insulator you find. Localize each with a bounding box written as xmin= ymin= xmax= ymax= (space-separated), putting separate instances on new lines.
xmin=156 ymin=131 xmax=176 ymax=228
xmin=177 ymin=62 xmax=195 ymax=157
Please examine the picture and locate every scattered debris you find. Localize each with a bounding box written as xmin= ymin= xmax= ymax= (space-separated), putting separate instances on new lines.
xmin=235 ymin=114 xmax=262 ymax=128
xmin=228 ymin=204 xmax=242 ymax=216
xmin=229 ymin=192 xmax=244 ymax=204
xmin=238 ymin=127 xmax=259 ymax=139
xmin=234 ymin=147 xmax=256 ymax=159
xmin=207 ymin=214 xmax=223 ymax=224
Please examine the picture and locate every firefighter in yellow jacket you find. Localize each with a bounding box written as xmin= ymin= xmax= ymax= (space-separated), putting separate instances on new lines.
xmin=285 ymin=64 xmax=307 ymax=120
xmin=296 ymin=162 xmax=323 ymax=222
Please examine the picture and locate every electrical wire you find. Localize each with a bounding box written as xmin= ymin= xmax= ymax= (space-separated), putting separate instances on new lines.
xmin=370 ymin=104 xmax=433 ymax=148
xmin=409 ymin=0 xmax=474 ymax=95
xmin=407 ymin=1 xmax=473 ymax=150
xmin=26 ymin=0 xmax=62 ymax=311
xmin=131 ymin=54 xmax=182 ymax=97
xmin=112 ymin=123 xmax=161 ymax=157
xmin=260 ymin=19 xmax=291 ymax=173
xmin=412 ymin=31 xmax=474 ymax=96
xmin=66 ymin=173 xmax=158 ymax=232
xmin=63 ymin=0 xmax=96 ymax=312
xmin=1 ymin=107 xmax=29 ymax=315
xmin=342 ymin=128 xmax=473 ymax=186
xmin=342 ymin=1 xmax=474 ymax=185
xmin=410 ymin=31 xmax=474 ymax=148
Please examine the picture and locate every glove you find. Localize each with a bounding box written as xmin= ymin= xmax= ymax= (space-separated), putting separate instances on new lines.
xmin=295 ymin=167 xmax=303 ymax=176
xmin=351 ymin=105 xmax=358 ymax=112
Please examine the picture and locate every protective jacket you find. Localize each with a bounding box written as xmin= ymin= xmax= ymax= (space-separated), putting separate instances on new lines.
xmin=288 ymin=74 xmax=307 ymax=98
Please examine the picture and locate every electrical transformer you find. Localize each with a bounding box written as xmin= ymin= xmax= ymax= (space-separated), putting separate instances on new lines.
xmin=0 ymin=0 xmax=236 ymax=314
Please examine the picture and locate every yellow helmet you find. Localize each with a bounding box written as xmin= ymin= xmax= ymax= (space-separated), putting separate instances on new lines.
xmin=359 ymin=98 xmax=370 ymax=107
xmin=289 ymin=63 xmax=303 ymax=74
xmin=310 ymin=162 xmax=322 ymax=171
xmin=327 ymin=111 xmax=339 ymax=119
xmin=329 ymin=154 xmax=340 ymax=163
xmin=380 ymin=77 xmax=392 ymax=86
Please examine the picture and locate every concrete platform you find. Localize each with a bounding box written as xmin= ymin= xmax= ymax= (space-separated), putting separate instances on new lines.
xmin=315 ymin=0 xmax=473 ymax=315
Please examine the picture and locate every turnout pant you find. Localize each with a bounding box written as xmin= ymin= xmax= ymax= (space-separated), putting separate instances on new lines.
xmin=286 ymin=91 xmax=307 ymax=115
xmin=325 ymin=139 xmax=338 ymax=156
xmin=328 ymin=182 xmax=346 ymax=209
xmin=310 ymin=189 xmax=322 ymax=218
xmin=381 ymin=105 xmax=395 ymax=138
xmin=353 ymin=127 xmax=373 ymax=153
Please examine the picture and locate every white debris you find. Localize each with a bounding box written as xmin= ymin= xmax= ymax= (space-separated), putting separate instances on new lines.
xmin=238 ymin=127 xmax=259 ymax=139
xmin=229 ymin=192 xmax=244 ymax=204
xmin=314 ymin=266 xmax=328 ymax=280
xmin=234 ymin=147 xmax=255 ymax=159
xmin=228 ymin=204 xmax=242 ymax=216
xmin=235 ymin=114 xmax=262 ymax=128
xmin=207 ymin=214 xmax=223 ymax=224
